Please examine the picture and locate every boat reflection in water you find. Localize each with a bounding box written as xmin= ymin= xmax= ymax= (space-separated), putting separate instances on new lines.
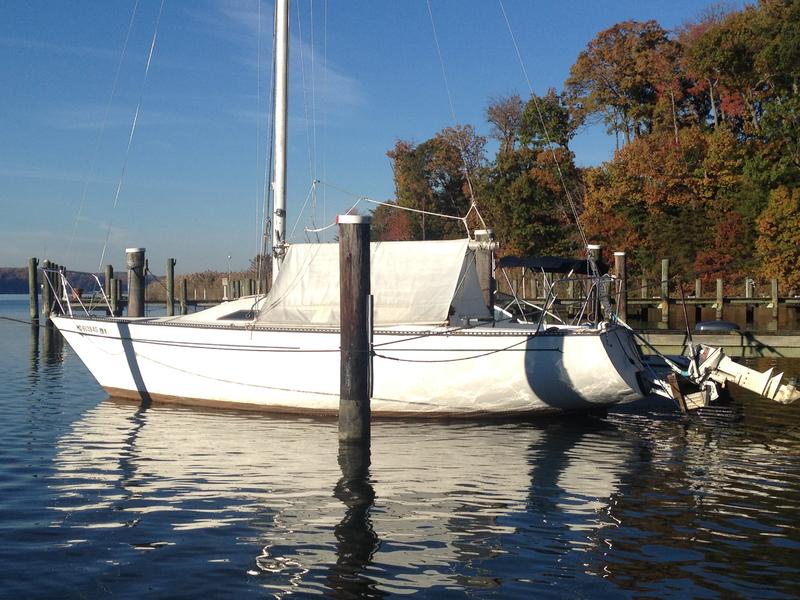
xmin=50 ymin=398 xmax=634 ymax=596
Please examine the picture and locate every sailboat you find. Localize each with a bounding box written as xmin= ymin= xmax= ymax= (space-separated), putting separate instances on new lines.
xmin=49 ymin=1 xmax=664 ymax=416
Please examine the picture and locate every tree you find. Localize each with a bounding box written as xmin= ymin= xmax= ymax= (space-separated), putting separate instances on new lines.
xmin=756 ymin=186 xmax=800 ymax=292
xmin=481 ymin=92 xmax=581 ymax=257
xmin=387 ymin=125 xmax=485 ymax=240
xmin=565 ymin=20 xmax=678 ymax=144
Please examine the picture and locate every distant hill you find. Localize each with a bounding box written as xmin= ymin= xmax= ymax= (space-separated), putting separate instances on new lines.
xmin=0 ymin=267 xmax=105 ymax=294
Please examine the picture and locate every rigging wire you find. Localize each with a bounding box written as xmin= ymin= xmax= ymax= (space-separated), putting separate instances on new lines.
xmin=303 ymin=181 xmax=470 ymax=235
xmin=295 ymin=0 xmax=317 ymax=215
xmin=98 ymin=0 xmax=167 ymax=272
xmin=497 ymin=0 xmax=590 ymax=254
xmin=67 ymin=0 xmax=141 ymax=265
xmin=424 ymin=0 xmax=480 ymax=218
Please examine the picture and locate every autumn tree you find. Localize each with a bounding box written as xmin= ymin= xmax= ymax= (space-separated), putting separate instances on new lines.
xmin=386 ymin=125 xmax=485 ymax=240
xmin=481 ymin=91 xmax=581 ymax=257
xmin=565 ymin=20 xmax=682 ymax=144
xmin=756 ymin=186 xmax=800 ymax=292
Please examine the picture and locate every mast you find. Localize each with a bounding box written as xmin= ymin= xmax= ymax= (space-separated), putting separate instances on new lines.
xmin=271 ymin=0 xmax=289 ymax=282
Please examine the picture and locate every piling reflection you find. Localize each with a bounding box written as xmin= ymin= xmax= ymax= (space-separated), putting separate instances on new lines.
xmin=327 ymin=443 xmax=384 ymax=598
xmin=42 ymin=322 xmax=65 ymax=366
xmin=28 ymin=325 xmax=39 ymax=386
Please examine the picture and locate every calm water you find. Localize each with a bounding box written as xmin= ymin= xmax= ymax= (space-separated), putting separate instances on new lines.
xmin=1 ymin=295 xmax=799 ymax=599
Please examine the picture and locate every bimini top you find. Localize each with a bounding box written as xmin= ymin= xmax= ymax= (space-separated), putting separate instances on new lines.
xmin=497 ymin=255 xmax=608 ymax=275
xmin=252 ymin=238 xmax=488 ymax=327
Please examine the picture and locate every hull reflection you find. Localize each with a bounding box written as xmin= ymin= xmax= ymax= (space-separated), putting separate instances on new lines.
xmin=50 ymin=399 xmax=635 ymax=595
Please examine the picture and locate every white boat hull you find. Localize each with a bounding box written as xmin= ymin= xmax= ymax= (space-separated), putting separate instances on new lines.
xmin=51 ymin=316 xmax=647 ymax=416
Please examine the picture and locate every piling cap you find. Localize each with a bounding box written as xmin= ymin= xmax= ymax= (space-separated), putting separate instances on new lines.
xmin=337 ymin=215 xmax=371 ymax=225
xmin=125 ymin=247 xmax=146 ymax=253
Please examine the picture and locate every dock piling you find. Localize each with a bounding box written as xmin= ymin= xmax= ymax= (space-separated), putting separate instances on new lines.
xmin=180 ymin=278 xmax=188 ymax=315
xmin=338 ymin=214 xmax=372 ymax=445
xmin=28 ymin=258 xmax=39 ymax=324
xmin=660 ymin=258 xmax=670 ymax=329
xmin=166 ymin=258 xmax=176 ymax=316
xmin=614 ymin=251 xmax=627 ymax=319
xmin=474 ymin=229 xmax=496 ymax=311
xmin=126 ymin=248 xmax=146 ymax=317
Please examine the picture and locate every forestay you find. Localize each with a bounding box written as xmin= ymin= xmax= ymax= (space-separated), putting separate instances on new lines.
xmin=257 ymin=239 xmax=488 ymax=326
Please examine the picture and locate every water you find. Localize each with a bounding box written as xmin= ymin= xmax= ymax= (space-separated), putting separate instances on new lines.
xmin=2 ymin=294 xmax=799 ymax=599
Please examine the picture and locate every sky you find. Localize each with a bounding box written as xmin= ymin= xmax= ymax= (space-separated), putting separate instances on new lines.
xmin=0 ymin=0 xmax=743 ymax=274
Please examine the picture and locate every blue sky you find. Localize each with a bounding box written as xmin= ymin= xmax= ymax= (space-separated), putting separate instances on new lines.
xmin=0 ymin=0 xmax=741 ymax=273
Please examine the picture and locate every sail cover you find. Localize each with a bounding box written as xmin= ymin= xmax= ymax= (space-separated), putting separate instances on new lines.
xmin=256 ymin=239 xmax=488 ymax=326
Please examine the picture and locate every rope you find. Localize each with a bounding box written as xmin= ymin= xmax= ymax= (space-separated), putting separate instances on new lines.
xmin=98 ymin=0 xmax=166 ymax=271
xmin=497 ymin=0 xmax=589 ymax=251
xmin=67 ymin=0 xmax=140 ymax=264
xmin=0 ymin=316 xmax=38 ymax=326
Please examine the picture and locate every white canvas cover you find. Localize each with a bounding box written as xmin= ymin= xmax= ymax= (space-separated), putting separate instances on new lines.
xmin=256 ymin=239 xmax=489 ymax=326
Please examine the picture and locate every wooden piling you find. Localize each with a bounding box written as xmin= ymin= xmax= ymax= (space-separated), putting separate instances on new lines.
xmin=660 ymin=258 xmax=670 ymax=328
xmin=716 ymin=278 xmax=724 ymax=320
xmin=614 ymin=251 xmax=626 ymax=319
xmin=587 ymin=244 xmax=602 ymax=321
xmin=41 ymin=259 xmax=52 ymax=321
xmin=166 ymin=258 xmax=176 ymax=317
xmin=474 ymin=229 xmax=496 ymax=311
xmin=694 ymin=278 xmax=703 ymax=322
xmin=770 ymin=279 xmax=779 ymax=332
xmin=109 ymin=277 xmax=118 ymax=316
xmin=126 ymin=248 xmax=146 ymax=317
xmin=640 ymin=276 xmax=649 ymax=322
xmin=104 ymin=265 xmax=113 ymax=297
xmin=745 ymin=278 xmax=754 ymax=328
xmin=180 ymin=278 xmax=188 ymax=315
xmin=28 ymin=258 xmax=39 ymax=324
xmin=338 ymin=214 xmax=371 ymax=445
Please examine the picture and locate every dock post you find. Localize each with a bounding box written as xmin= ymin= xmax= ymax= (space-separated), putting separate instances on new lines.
xmin=614 ymin=251 xmax=626 ymax=320
xmin=41 ymin=259 xmax=52 ymax=321
xmin=28 ymin=258 xmax=39 ymax=324
xmin=474 ymin=229 xmax=496 ymax=311
xmin=126 ymin=248 xmax=146 ymax=317
xmin=770 ymin=279 xmax=779 ymax=332
xmin=104 ymin=265 xmax=114 ymax=314
xmin=745 ymin=277 xmax=754 ymax=329
xmin=587 ymin=244 xmax=602 ymax=322
xmin=180 ymin=278 xmax=188 ymax=315
xmin=640 ymin=276 xmax=648 ymax=322
xmin=109 ymin=277 xmax=118 ymax=316
xmin=104 ymin=265 xmax=113 ymax=296
xmin=695 ymin=278 xmax=703 ymax=322
xmin=660 ymin=258 xmax=670 ymax=329
xmin=50 ymin=264 xmax=61 ymax=316
xmin=715 ymin=278 xmax=724 ymax=320
xmin=338 ymin=214 xmax=371 ymax=445
xmin=166 ymin=258 xmax=176 ymax=316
